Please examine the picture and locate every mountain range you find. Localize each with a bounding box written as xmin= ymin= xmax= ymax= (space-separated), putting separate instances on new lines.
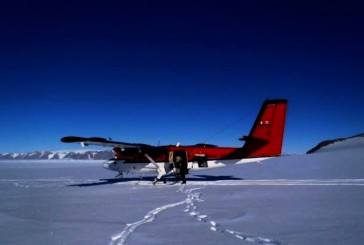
xmin=306 ymin=133 xmax=364 ymax=153
xmin=0 ymin=150 xmax=114 ymax=160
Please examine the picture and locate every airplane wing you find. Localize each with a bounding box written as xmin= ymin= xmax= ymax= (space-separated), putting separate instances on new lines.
xmin=60 ymin=136 xmax=152 ymax=149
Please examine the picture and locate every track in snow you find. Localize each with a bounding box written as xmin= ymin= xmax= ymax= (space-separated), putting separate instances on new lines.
xmin=109 ymin=185 xmax=283 ymax=245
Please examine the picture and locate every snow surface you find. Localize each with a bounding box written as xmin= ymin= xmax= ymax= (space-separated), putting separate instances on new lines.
xmin=1 ymin=137 xmax=364 ymax=245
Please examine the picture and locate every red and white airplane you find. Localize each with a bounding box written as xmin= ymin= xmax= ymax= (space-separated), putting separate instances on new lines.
xmin=61 ymin=99 xmax=287 ymax=183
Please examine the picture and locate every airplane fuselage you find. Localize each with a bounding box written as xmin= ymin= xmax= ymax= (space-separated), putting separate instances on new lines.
xmin=103 ymin=144 xmax=274 ymax=177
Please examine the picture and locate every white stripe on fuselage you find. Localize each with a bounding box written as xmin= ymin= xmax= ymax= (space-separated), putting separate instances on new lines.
xmin=103 ymin=157 xmax=272 ymax=175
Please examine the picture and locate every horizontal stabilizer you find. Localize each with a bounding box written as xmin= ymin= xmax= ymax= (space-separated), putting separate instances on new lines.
xmin=239 ymin=136 xmax=269 ymax=143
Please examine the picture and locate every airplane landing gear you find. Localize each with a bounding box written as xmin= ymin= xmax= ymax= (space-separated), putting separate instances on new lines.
xmin=144 ymin=153 xmax=167 ymax=185
xmin=115 ymin=172 xmax=123 ymax=179
xmin=152 ymin=177 xmax=167 ymax=185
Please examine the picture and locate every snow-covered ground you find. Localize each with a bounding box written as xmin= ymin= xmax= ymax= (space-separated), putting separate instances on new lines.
xmin=1 ymin=137 xmax=364 ymax=245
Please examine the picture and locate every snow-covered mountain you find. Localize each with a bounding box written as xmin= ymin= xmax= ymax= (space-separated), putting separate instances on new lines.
xmin=306 ymin=133 xmax=364 ymax=153
xmin=0 ymin=150 xmax=114 ymax=160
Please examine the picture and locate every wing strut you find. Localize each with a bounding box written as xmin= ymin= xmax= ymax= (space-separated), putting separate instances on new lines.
xmin=144 ymin=154 xmax=166 ymax=184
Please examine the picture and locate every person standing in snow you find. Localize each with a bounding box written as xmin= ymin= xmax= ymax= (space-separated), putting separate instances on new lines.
xmin=175 ymin=156 xmax=187 ymax=184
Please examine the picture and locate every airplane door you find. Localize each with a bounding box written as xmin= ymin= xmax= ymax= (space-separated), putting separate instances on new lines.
xmin=168 ymin=151 xmax=174 ymax=164
xmin=195 ymin=154 xmax=208 ymax=168
xmin=169 ymin=150 xmax=188 ymax=165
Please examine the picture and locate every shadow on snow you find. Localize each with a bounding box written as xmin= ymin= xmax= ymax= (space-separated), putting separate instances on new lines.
xmin=67 ymin=175 xmax=242 ymax=187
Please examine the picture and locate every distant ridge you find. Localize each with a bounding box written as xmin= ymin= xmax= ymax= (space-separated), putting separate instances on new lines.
xmin=0 ymin=150 xmax=114 ymax=160
xmin=307 ymin=133 xmax=364 ymax=154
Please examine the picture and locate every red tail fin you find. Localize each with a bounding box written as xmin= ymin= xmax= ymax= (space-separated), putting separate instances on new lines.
xmin=241 ymin=99 xmax=287 ymax=157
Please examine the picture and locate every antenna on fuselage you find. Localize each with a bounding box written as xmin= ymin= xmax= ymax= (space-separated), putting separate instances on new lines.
xmin=202 ymin=107 xmax=256 ymax=144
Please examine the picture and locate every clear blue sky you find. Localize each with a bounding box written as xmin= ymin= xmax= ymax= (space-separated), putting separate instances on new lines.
xmin=1 ymin=0 xmax=363 ymax=154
